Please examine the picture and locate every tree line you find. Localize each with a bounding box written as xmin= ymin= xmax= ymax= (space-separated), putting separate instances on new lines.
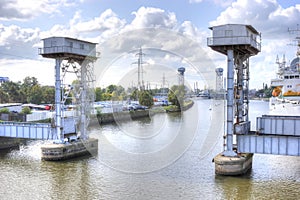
xmin=0 ymin=76 xmax=187 ymax=109
xmin=0 ymin=77 xmax=55 ymax=104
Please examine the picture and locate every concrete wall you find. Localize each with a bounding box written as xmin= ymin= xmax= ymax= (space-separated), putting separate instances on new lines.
xmin=92 ymin=110 xmax=150 ymax=125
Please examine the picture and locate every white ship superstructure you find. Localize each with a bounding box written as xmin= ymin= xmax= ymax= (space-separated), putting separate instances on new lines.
xmin=270 ymin=27 xmax=300 ymax=115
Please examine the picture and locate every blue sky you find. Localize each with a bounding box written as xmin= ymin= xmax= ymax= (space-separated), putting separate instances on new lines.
xmin=0 ymin=0 xmax=299 ymax=89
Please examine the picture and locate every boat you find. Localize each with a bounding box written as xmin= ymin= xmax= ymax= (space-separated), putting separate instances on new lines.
xmin=197 ymin=90 xmax=211 ymax=99
xmin=269 ymin=28 xmax=300 ymax=116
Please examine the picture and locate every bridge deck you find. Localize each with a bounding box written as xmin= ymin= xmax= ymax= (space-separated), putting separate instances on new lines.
xmin=0 ymin=122 xmax=56 ymax=140
xmin=237 ymin=115 xmax=300 ymax=156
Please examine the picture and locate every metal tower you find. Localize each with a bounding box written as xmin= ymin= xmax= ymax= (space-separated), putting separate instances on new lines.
xmin=177 ymin=67 xmax=185 ymax=85
xmin=132 ymin=47 xmax=147 ymax=90
xmin=208 ymin=24 xmax=261 ymax=156
xmin=215 ymin=68 xmax=224 ymax=92
xmin=39 ymin=37 xmax=98 ymax=142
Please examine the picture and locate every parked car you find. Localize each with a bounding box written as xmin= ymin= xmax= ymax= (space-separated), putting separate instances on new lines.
xmin=127 ymin=103 xmax=148 ymax=111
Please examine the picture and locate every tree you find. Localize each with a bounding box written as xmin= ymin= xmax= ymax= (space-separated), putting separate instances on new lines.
xmin=20 ymin=106 xmax=31 ymax=114
xmin=1 ymin=81 xmax=22 ymax=102
xmin=111 ymin=91 xmax=119 ymax=101
xmin=106 ymin=84 xmax=118 ymax=94
xmin=95 ymin=87 xmax=104 ymax=101
xmin=0 ymin=108 xmax=10 ymax=114
xmin=41 ymin=86 xmax=55 ymax=104
xmin=168 ymin=85 xmax=186 ymax=109
xmin=101 ymin=92 xmax=111 ymax=101
xmin=27 ymin=84 xmax=43 ymax=104
xmin=130 ymin=89 xmax=139 ymax=100
xmin=21 ymin=77 xmax=39 ymax=103
xmin=138 ymin=90 xmax=153 ymax=107
xmin=0 ymin=88 xmax=9 ymax=103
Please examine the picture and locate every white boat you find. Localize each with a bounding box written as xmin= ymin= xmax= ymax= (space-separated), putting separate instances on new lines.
xmin=270 ymin=28 xmax=300 ymax=116
xmin=197 ymin=90 xmax=211 ymax=99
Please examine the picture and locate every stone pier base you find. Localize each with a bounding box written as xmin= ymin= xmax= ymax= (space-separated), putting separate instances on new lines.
xmin=41 ymin=138 xmax=98 ymax=161
xmin=0 ymin=137 xmax=24 ymax=150
xmin=213 ymin=153 xmax=253 ymax=175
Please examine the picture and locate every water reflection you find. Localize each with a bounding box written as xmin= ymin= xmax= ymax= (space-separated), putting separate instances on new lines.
xmin=91 ymin=99 xmax=223 ymax=173
xmin=0 ymin=100 xmax=299 ymax=199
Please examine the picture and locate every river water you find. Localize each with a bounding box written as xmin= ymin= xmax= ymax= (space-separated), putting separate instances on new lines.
xmin=0 ymin=100 xmax=299 ymax=200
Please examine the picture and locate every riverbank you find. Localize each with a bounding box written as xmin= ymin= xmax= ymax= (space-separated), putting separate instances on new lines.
xmin=164 ymin=99 xmax=194 ymax=112
xmin=93 ymin=109 xmax=152 ymax=125
xmin=0 ymin=103 xmax=193 ymax=149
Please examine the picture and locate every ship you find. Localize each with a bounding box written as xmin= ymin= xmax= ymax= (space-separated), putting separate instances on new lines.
xmin=269 ymin=27 xmax=300 ymax=115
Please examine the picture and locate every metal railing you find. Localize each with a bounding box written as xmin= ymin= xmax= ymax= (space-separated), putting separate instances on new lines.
xmin=207 ymin=36 xmax=261 ymax=51
xmin=38 ymin=46 xmax=96 ymax=57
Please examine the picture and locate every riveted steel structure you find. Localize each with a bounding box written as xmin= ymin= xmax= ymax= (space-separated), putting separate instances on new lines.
xmin=39 ymin=37 xmax=98 ymax=142
xmin=208 ymin=24 xmax=261 ymax=156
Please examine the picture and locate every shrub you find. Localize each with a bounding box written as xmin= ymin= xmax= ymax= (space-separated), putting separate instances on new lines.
xmin=0 ymin=108 xmax=10 ymax=114
xmin=20 ymin=106 xmax=31 ymax=114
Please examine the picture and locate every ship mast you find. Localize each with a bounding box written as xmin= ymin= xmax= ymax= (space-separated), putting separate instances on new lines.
xmin=288 ymin=24 xmax=300 ymax=57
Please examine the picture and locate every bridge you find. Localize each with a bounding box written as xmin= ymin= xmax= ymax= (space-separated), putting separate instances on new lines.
xmin=237 ymin=115 xmax=300 ymax=156
xmin=0 ymin=26 xmax=299 ymax=175
xmin=207 ymin=24 xmax=299 ymax=175
xmin=0 ymin=122 xmax=55 ymax=140
xmin=0 ymin=117 xmax=77 ymax=140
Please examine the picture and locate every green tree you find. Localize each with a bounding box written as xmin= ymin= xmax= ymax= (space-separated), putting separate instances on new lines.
xmin=20 ymin=106 xmax=31 ymax=114
xmin=21 ymin=77 xmax=39 ymax=103
xmin=106 ymin=84 xmax=118 ymax=94
xmin=41 ymin=86 xmax=55 ymax=104
xmin=1 ymin=81 xmax=22 ymax=102
xmin=168 ymin=85 xmax=186 ymax=109
xmin=101 ymin=92 xmax=111 ymax=101
xmin=0 ymin=108 xmax=10 ymax=114
xmin=95 ymin=87 xmax=104 ymax=101
xmin=130 ymin=89 xmax=139 ymax=101
xmin=0 ymin=88 xmax=9 ymax=103
xmin=27 ymin=84 xmax=43 ymax=104
xmin=111 ymin=91 xmax=119 ymax=101
xmin=138 ymin=90 xmax=153 ymax=107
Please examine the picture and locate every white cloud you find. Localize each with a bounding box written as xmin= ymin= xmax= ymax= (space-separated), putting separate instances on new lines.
xmin=0 ymin=59 xmax=54 ymax=85
xmin=0 ymin=0 xmax=77 ymax=21
xmin=208 ymin=0 xmax=300 ymax=89
xmin=0 ymin=24 xmax=40 ymax=46
xmin=126 ymin=7 xmax=177 ymax=30
xmin=189 ymin=0 xmax=234 ymax=7
xmin=0 ymin=24 xmax=41 ymax=59
xmin=2 ymin=2 xmax=298 ymax=90
xmin=70 ymin=9 xmax=126 ymax=37
xmin=0 ymin=6 xmax=215 ymax=88
xmin=210 ymin=0 xmax=300 ymax=38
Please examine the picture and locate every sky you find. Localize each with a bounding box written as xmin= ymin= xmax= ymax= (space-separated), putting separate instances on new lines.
xmin=0 ymin=0 xmax=299 ymax=90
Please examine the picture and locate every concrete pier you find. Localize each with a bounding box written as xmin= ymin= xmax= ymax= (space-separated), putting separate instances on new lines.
xmin=41 ymin=138 xmax=98 ymax=161
xmin=0 ymin=137 xmax=24 ymax=150
xmin=213 ymin=153 xmax=253 ymax=175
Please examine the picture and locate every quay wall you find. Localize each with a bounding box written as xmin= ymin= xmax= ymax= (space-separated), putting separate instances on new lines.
xmin=91 ymin=110 xmax=151 ymax=125
xmin=0 ymin=137 xmax=25 ymax=150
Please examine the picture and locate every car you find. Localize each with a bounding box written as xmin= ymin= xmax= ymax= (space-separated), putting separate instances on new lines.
xmin=127 ymin=103 xmax=148 ymax=111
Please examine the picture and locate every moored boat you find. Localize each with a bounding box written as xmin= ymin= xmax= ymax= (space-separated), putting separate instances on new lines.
xmin=270 ymin=27 xmax=300 ymax=116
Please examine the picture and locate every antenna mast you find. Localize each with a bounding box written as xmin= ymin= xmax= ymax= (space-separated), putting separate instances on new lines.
xmin=288 ymin=24 xmax=300 ymax=57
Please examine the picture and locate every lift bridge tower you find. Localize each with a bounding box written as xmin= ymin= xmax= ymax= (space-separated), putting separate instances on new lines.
xmin=215 ymin=67 xmax=225 ymax=98
xmin=208 ymin=24 xmax=261 ymax=174
xmin=39 ymin=37 xmax=98 ymax=142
